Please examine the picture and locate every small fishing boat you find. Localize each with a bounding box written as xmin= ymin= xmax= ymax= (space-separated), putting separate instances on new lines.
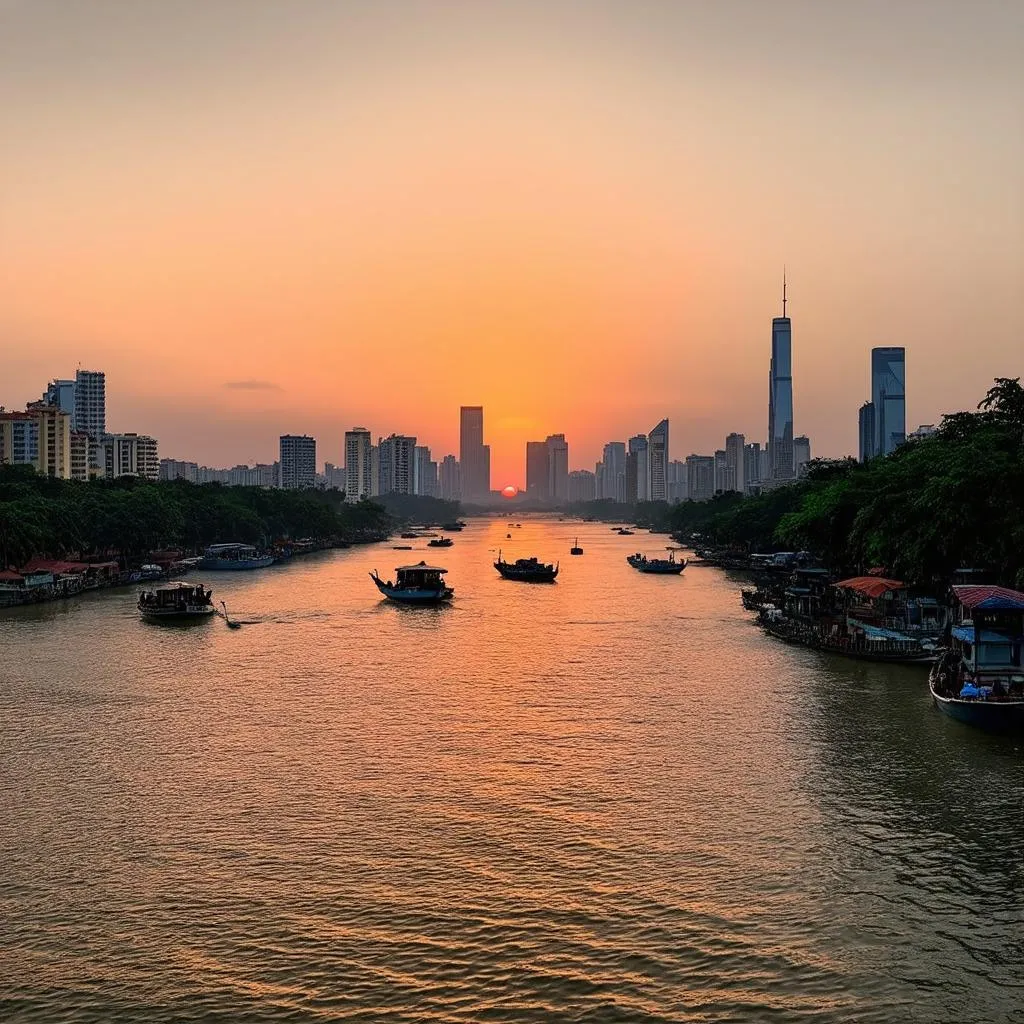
xmin=494 ymin=551 xmax=558 ymax=583
xmin=627 ymin=550 xmax=686 ymax=575
xmin=200 ymin=543 xmax=274 ymax=570
xmin=929 ymin=585 xmax=1024 ymax=731
xmin=570 ymin=538 xmax=583 ymax=555
xmin=428 ymin=536 xmax=453 ymax=548
xmin=220 ymin=601 xmax=242 ymax=629
xmin=138 ymin=582 xmax=216 ymax=622
xmin=617 ymin=528 xmax=635 ymax=536
xmin=400 ymin=532 xmax=419 ymax=539
xmin=370 ymin=561 xmax=453 ymax=605
xmin=393 ymin=545 xmax=413 ymax=550
xmin=441 ymin=521 xmax=465 ymax=532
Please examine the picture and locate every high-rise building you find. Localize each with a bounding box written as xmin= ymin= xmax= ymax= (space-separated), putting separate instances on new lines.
xmin=160 ymin=458 xmax=199 ymax=483
xmin=725 ymin=432 xmax=745 ymax=495
xmin=344 ymin=427 xmax=373 ymax=502
xmin=101 ymin=432 xmax=159 ymax=480
xmin=525 ymin=441 xmax=549 ymax=499
xmin=25 ymin=403 xmax=72 ymax=479
xmin=546 ymin=434 xmax=569 ymax=504
xmin=439 ymin=455 xmax=461 ymax=501
xmin=70 ymin=432 xmax=90 ymax=480
xmin=767 ymin=280 xmax=794 ymax=481
xmin=713 ymin=449 xmax=728 ymax=493
xmin=568 ymin=469 xmax=596 ymax=502
xmin=743 ymin=442 xmax=762 ymax=493
xmin=279 ymin=434 xmax=316 ymax=489
xmin=600 ymin=442 xmax=626 ymax=501
xmin=667 ymin=460 xmax=688 ymax=503
xmin=628 ymin=434 xmax=649 ymax=501
xmin=459 ymin=406 xmax=489 ymax=500
xmin=0 ymin=411 xmax=38 ymax=469
xmin=413 ymin=445 xmax=438 ymax=496
xmin=793 ymin=435 xmax=811 ymax=477
xmin=686 ymin=455 xmax=715 ymax=502
xmin=378 ymin=434 xmax=416 ymax=494
xmin=871 ymin=347 xmax=906 ymax=457
xmin=42 ymin=379 xmax=76 ymax=419
xmin=324 ymin=462 xmax=346 ymax=490
xmin=858 ymin=401 xmax=876 ymax=462
xmin=647 ymin=420 xmax=668 ymax=502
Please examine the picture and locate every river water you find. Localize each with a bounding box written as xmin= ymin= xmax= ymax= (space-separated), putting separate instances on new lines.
xmin=1 ymin=518 xmax=1021 ymax=1023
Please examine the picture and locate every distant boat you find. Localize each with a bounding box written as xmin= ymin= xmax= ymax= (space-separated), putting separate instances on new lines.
xmin=138 ymin=582 xmax=216 ymax=622
xmin=428 ymin=536 xmax=453 ymax=548
xmin=370 ymin=561 xmax=454 ymax=605
xmin=441 ymin=521 xmax=465 ymax=532
xmin=494 ymin=551 xmax=558 ymax=583
xmin=400 ymin=532 xmax=419 ymax=539
xmin=200 ymin=543 xmax=274 ymax=570
xmin=617 ymin=528 xmax=635 ymax=536
xmin=393 ymin=545 xmax=414 ymax=550
xmin=627 ymin=550 xmax=686 ymax=575
xmin=570 ymin=538 xmax=583 ymax=555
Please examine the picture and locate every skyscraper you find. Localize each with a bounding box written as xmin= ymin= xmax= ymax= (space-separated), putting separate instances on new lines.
xmin=439 ymin=455 xmax=461 ymax=501
xmin=568 ymin=469 xmax=596 ymax=502
xmin=793 ymin=435 xmax=811 ymax=476
xmin=459 ymin=406 xmax=489 ymax=500
xmin=871 ymin=347 xmax=906 ymax=456
xmin=686 ymin=454 xmax=715 ymax=502
xmin=74 ymin=369 xmax=106 ymax=473
xmin=628 ymin=434 xmax=649 ymax=501
xmin=102 ymin=433 xmax=159 ymax=480
xmin=525 ymin=441 xmax=549 ymax=499
xmin=378 ymin=434 xmax=416 ymax=494
xmin=413 ymin=445 xmax=438 ymax=496
xmin=42 ymin=379 xmax=76 ymax=420
xmin=600 ymin=442 xmax=626 ymax=501
xmin=725 ymin=432 xmax=746 ymax=494
xmin=743 ymin=442 xmax=762 ymax=493
xmin=344 ymin=427 xmax=373 ymax=502
xmin=546 ymin=434 xmax=569 ymax=504
xmin=767 ymin=279 xmax=794 ymax=481
xmin=647 ymin=419 xmax=669 ymax=501
xmin=279 ymin=434 xmax=316 ymax=489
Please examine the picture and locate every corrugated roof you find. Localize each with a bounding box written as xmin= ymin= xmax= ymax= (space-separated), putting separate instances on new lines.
xmin=952 ymin=585 xmax=1024 ymax=611
xmin=834 ymin=576 xmax=906 ymax=598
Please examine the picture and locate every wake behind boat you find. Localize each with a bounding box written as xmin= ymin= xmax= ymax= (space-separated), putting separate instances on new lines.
xmin=138 ymin=582 xmax=216 ymax=622
xmin=494 ymin=552 xmax=558 ymax=583
xmin=370 ymin=561 xmax=453 ymax=605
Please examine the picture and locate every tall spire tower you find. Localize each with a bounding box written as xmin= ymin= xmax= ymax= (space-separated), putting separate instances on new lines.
xmin=767 ymin=271 xmax=794 ymax=482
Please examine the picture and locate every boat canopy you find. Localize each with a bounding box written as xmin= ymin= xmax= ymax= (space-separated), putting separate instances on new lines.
xmin=951 ymin=625 xmax=1019 ymax=644
xmin=397 ymin=562 xmax=447 ymax=573
xmin=834 ymin=576 xmax=906 ymax=599
xmin=952 ymin=585 xmax=1024 ymax=611
xmin=852 ymin=621 xmax=915 ymax=641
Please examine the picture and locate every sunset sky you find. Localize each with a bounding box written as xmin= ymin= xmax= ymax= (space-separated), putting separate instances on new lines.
xmin=1 ymin=0 xmax=1020 ymax=486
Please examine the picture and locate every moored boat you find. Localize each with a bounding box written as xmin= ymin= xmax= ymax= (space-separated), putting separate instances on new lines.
xmin=570 ymin=538 xmax=583 ymax=555
xmin=627 ymin=550 xmax=686 ymax=575
xmin=370 ymin=561 xmax=453 ymax=604
xmin=138 ymin=582 xmax=216 ymax=622
xmin=494 ymin=551 xmax=558 ymax=583
xmin=929 ymin=585 xmax=1024 ymax=731
xmin=428 ymin=536 xmax=453 ymax=548
xmin=200 ymin=543 xmax=274 ymax=570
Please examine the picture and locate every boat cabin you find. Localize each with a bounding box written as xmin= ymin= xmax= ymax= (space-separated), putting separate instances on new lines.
xmin=139 ymin=582 xmax=211 ymax=609
xmin=395 ymin=562 xmax=448 ymax=590
xmin=948 ymin=585 xmax=1024 ymax=685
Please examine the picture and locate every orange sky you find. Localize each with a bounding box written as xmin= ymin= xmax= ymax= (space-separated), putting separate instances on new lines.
xmin=1 ymin=1 xmax=1021 ymax=486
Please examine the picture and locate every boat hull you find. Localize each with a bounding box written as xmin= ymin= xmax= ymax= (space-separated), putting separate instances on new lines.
xmin=371 ymin=577 xmax=452 ymax=605
xmin=494 ymin=565 xmax=557 ymax=583
xmin=761 ymin=618 xmax=935 ymax=663
xmin=139 ymin=606 xmax=217 ymax=623
xmin=929 ymin=676 xmax=1024 ymax=732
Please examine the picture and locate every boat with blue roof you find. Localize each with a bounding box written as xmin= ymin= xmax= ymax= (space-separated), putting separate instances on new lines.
xmin=929 ymin=585 xmax=1024 ymax=731
xmin=200 ymin=543 xmax=275 ymax=570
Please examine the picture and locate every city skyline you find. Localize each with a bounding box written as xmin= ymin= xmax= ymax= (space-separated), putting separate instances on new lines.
xmin=2 ymin=2 xmax=1019 ymax=485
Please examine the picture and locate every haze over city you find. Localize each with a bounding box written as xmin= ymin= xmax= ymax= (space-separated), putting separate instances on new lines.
xmin=2 ymin=0 xmax=1021 ymax=485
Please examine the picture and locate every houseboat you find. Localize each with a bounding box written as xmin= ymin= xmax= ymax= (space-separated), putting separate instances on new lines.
xmin=138 ymin=582 xmax=216 ymax=622
xmin=627 ymin=550 xmax=686 ymax=575
xmin=929 ymin=585 xmax=1024 ymax=731
xmin=428 ymin=536 xmax=453 ymax=548
xmin=494 ymin=552 xmax=558 ymax=583
xmin=200 ymin=543 xmax=275 ymax=570
xmin=370 ymin=561 xmax=454 ymax=605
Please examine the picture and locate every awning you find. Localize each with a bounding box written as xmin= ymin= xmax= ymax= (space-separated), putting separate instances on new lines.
xmin=834 ymin=576 xmax=906 ymax=599
xmin=951 ymin=625 xmax=1019 ymax=644
xmin=952 ymin=585 xmax=1024 ymax=612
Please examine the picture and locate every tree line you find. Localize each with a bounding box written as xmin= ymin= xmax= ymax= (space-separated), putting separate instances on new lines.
xmin=0 ymin=472 xmax=408 ymax=568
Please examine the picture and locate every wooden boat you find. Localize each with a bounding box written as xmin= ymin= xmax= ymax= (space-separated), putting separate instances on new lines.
xmin=428 ymin=536 xmax=453 ymax=548
xmin=758 ymin=609 xmax=936 ymax=663
xmin=494 ymin=551 xmax=558 ymax=583
xmin=929 ymin=585 xmax=1024 ymax=731
xmin=617 ymin=528 xmax=635 ymax=536
xmin=370 ymin=561 xmax=453 ymax=605
xmin=627 ymin=550 xmax=686 ymax=575
xmin=200 ymin=543 xmax=274 ymax=570
xmin=138 ymin=582 xmax=216 ymax=622
xmin=441 ymin=522 xmax=465 ymax=532
xmin=570 ymin=538 xmax=583 ymax=555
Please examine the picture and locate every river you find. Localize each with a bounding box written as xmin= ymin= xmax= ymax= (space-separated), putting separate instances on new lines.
xmin=1 ymin=518 xmax=1021 ymax=1023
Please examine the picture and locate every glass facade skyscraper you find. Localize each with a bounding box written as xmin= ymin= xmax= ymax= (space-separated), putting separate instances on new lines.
xmin=768 ymin=315 xmax=794 ymax=480
xmin=871 ymin=347 xmax=906 ymax=457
